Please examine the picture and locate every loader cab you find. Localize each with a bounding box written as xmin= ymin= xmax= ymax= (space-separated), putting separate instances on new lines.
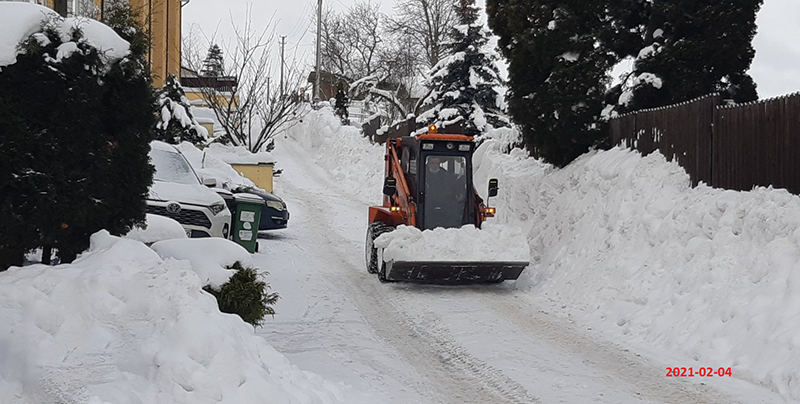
xmin=399 ymin=135 xmax=477 ymax=230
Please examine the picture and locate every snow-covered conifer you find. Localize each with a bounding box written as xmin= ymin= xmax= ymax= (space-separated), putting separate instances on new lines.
xmin=416 ymin=0 xmax=509 ymax=137
xmin=201 ymin=44 xmax=224 ymax=77
xmin=155 ymin=74 xmax=207 ymax=145
xmin=0 ymin=5 xmax=155 ymax=266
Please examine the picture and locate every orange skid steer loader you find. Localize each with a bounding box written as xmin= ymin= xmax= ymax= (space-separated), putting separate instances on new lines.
xmin=365 ymin=126 xmax=529 ymax=283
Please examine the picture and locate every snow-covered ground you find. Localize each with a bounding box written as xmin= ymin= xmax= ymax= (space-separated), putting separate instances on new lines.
xmin=256 ymin=106 xmax=791 ymax=402
xmin=2 ymin=103 xmax=798 ymax=402
xmin=0 ymin=231 xmax=362 ymax=403
xmin=475 ymin=140 xmax=800 ymax=401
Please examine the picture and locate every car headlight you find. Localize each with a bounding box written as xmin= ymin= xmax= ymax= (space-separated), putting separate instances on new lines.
xmin=209 ymin=202 xmax=226 ymax=215
xmin=266 ymin=200 xmax=285 ymax=211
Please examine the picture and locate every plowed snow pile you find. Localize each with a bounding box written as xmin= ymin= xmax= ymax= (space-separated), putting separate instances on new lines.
xmin=283 ymin=105 xmax=384 ymax=201
xmin=0 ymin=231 xmax=362 ymax=404
xmin=375 ymin=224 xmax=529 ymax=262
xmin=475 ymin=137 xmax=800 ymax=401
xmin=279 ymin=107 xmax=800 ymax=399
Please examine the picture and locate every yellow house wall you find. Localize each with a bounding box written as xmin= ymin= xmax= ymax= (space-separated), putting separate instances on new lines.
xmin=185 ymin=90 xmax=240 ymax=109
xmin=199 ymin=122 xmax=214 ymax=137
xmin=231 ymin=164 xmax=274 ymax=193
xmin=130 ymin=0 xmax=181 ymax=88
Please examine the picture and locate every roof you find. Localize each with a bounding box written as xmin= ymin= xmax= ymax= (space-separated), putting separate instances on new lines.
xmin=150 ymin=140 xmax=180 ymax=153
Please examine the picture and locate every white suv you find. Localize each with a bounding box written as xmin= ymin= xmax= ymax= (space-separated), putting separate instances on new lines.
xmin=147 ymin=141 xmax=231 ymax=238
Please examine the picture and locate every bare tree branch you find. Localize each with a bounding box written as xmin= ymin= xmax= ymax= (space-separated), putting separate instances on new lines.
xmin=386 ymin=0 xmax=458 ymax=69
xmin=183 ymin=7 xmax=305 ymax=152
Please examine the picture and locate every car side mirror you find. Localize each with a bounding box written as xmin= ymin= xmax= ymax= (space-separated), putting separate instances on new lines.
xmin=488 ymin=178 xmax=498 ymax=198
xmin=202 ymin=176 xmax=217 ymax=188
xmin=383 ymin=177 xmax=397 ymax=196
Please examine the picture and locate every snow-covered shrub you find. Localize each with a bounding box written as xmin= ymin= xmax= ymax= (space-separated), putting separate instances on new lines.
xmin=0 ymin=3 xmax=155 ymax=267
xmin=415 ymin=4 xmax=509 ymax=137
xmin=150 ymin=238 xmax=279 ymax=327
xmin=203 ymin=261 xmax=280 ymax=327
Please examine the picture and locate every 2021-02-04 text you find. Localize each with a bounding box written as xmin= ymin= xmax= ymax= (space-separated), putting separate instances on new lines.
xmin=666 ymin=367 xmax=732 ymax=377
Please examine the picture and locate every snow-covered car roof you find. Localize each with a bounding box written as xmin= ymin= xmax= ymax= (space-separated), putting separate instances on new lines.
xmin=150 ymin=140 xmax=181 ymax=153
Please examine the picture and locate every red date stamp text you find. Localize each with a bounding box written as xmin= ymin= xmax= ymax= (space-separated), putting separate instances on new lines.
xmin=666 ymin=367 xmax=732 ymax=377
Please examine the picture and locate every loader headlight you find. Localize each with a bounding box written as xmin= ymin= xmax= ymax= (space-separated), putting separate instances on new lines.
xmin=422 ymin=143 xmax=434 ymax=150
xmin=458 ymin=144 xmax=471 ymax=151
xmin=266 ymin=200 xmax=285 ymax=211
xmin=209 ymin=202 xmax=226 ymax=215
xmin=390 ymin=206 xmax=401 ymax=212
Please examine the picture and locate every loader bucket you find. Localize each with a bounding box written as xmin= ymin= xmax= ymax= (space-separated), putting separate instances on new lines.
xmin=384 ymin=260 xmax=528 ymax=283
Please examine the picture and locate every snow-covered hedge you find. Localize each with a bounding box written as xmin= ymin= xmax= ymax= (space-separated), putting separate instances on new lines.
xmin=0 ymin=3 xmax=129 ymax=68
xmin=0 ymin=231 xmax=361 ymax=403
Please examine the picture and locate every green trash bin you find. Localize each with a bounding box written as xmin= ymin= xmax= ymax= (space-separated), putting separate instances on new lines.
xmin=232 ymin=193 xmax=265 ymax=253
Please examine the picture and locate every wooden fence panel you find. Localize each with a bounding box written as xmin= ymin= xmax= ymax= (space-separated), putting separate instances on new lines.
xmin=714 ymin=94 xmax=800 ymax=193
xmin=612 ymin=92 xmax=800 ymax=194
xmin=608 ymin=94 xmax=719 ymax=186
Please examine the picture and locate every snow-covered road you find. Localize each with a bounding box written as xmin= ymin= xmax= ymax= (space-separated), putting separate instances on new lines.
xmin=252 ymin=139 xmax=784 ymax=404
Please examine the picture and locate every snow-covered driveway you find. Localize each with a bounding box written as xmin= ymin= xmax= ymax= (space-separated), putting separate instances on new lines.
xmin=253 ymin=139 xmax=782 ymax=404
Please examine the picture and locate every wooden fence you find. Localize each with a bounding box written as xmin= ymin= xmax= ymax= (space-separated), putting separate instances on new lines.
xmin=610 ymin=92 xmax=800 ymax=194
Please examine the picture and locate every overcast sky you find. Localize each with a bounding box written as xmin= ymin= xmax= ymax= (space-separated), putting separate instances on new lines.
xmin=183 ymin=0 xmax=800 ymax=99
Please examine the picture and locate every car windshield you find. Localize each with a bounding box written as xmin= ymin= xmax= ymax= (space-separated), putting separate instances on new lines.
xmin=150 ymin=149 xmax=199 ymax=185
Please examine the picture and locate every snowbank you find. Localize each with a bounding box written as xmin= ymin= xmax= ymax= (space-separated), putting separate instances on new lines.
xmin=375 ymin=224 xmax=530 ymax=262
xmin=0 ymin=231 xmax=360 ymax=403
xmin=124 ymin=213 xmax=187 ymax=244
xmin=151 ymin=237 xmax=253 ymax=289
xmin=0 ymin=3 xmax=129 ymax=68
xmin=474 ymin=136 xmax=800 ymax=400
xmin=283 ymin=106 xmax=384 ymax=201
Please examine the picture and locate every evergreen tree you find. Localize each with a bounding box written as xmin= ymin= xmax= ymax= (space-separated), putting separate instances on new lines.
xmin=486 ymin=0 xmax=615 ymax=167
xmin=333 ymin=83 xmax=350 ymax=125
xmin=102 ymin=0 xmax=149 ymax=58
xmin=416 ymin=0 xmax=509 ymax=137
xmin=0 ymin=11 xmax=155 ymax=268
xmin=155 ymin=74 xmax=207 ymax=144
xmin=201 ymin=44 xmax=224 ymax=77
xmin=618 ymin=0 xmax=761 ymax=112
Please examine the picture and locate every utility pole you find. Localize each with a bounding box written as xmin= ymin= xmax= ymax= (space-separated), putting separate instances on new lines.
xmin=315 ymin=0 xmax=322 ymax=102
xmin=280 ymin=35 xmax=286 ymax=99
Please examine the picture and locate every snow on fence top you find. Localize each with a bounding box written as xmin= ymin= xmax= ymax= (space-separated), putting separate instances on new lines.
xmin=0 ymin=2 xmax=129 ymax=68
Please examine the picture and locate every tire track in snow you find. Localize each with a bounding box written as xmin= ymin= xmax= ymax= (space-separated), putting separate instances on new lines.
xmin=482 ymin=293 xmax=750 ymax=404
xmin=275 ymin=142 xmax=538 ymax=403
xmin=392 ymin=306 xmax=540 ymax=404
